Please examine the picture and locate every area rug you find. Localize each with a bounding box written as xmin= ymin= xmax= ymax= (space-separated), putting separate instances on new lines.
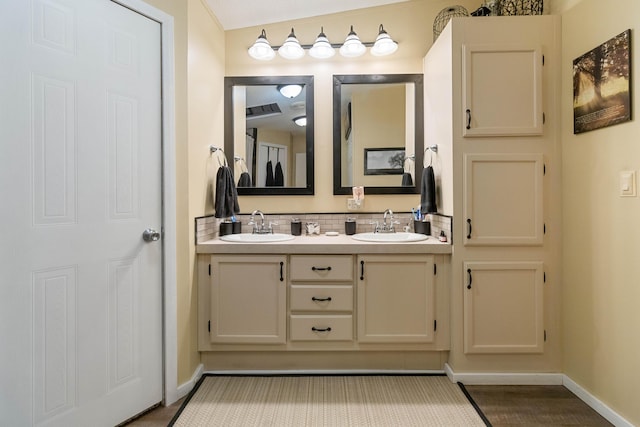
xmin=169 ymin=375 xmax=489 ymax=426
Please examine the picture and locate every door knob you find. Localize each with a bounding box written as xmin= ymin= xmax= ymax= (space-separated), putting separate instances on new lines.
xmin=142 ymin=228 xmax=161 ymax=242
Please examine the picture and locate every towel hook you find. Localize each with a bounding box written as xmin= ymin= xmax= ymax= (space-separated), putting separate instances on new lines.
xmin=404 ymin=155 xmax=415 ymax=172
xmin=210 ymin=145 xmax=228 ymax=167
xmin=424 ymin=144 xmax=438 ymax=167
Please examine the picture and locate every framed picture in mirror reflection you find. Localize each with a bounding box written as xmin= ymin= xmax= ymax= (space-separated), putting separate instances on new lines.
xmin=364 ymin=147 xmax=405 ymax=175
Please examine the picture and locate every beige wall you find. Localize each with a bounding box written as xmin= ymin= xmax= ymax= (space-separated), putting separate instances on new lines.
xmin=144 ymin=0 xmax=225 ymax=387
xmin=185 ymin=0 xmax=225 ymax=384
xmin=556 ymin=0 xmax=640 ymax=425
xmin=140 ymin=0 xmax=195 ymax=387
xmin=224 ymin=0 xmax=479 ymax=214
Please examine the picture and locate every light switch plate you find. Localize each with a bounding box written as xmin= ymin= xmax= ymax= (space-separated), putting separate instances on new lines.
xmin=347 ymin=198 xmax=363 ymax=210
xmin=620 ymin=170 xmax=636 ymax=197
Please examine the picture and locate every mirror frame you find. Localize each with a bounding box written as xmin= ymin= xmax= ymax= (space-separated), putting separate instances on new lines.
xmin=224 ymin=75 xmax=315 ymax=195
xmin=332 ymin=74 xmax=424 ymax=195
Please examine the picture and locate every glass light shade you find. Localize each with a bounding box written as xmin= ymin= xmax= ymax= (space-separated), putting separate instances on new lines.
xmin=278 ymin=28 xmax=305 ymax=60
xmin=370 ymin=25 xmax=398 ymax=56
xmin=248 ymin=29 xmax=275 ymax=60
xmin=277 ymin=84 xmax=303 ymax=98
xmin=309 ymin=27 xmax=335 ymax=59
xmin=293 ymin=116 xmax=307 ymax=127
xmin=339 ymin=26 xmax=366 ymax=58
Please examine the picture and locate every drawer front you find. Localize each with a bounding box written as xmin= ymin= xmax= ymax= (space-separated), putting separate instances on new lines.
xmin=290 ymin=255 xmax=353 ymax=281
xmin=290 ymin=285 xmax=353 ymax=312
xmin=290 ymin=315 xmax=353 ymax=341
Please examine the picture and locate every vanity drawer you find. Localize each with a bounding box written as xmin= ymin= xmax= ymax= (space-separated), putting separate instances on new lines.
xmin=289 ymin=255 xmax=353 ymax=281
xmin=290 ymin=285 xmax=353 ymax=312
xmin=290 ymin=315 xmax=353 ymax=341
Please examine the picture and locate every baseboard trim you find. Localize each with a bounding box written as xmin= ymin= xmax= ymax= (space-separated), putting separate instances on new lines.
xmin=444 ymin=363 xmax=563 ymax=385
xmin=203 ymin=369 xmax=446 ymax=376
xmin=562 ymin=375 xmax=634 ymax=427
xmin=176 ymin=363 xmax=204 ymax=401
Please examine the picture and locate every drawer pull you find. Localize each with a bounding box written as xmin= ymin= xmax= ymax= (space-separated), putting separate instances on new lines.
xmin=311 ymin=266 xmax=332 ymax=271
xmin=311 ymin=326 xmax=332 ymax=333
xmin=311 ymin=296 xmax=332 ymax=302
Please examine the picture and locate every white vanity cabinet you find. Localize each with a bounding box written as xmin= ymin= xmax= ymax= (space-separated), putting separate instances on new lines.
xmin=424 ymin=16 xmax=561 ymax=371
xmin=289 ymin=255 xmax=354 ymax=343
xmin=197 ymin=239 xmax=452 ymax=370
xmin=357 ymin=255 xmax=435 ymax=344
xmin=208 ymin=255 xmax=286 ymax=344
xmin=462 ymin=44 xmax=543 ymax=137
xmin=463 ymin=261 xmax=544 ymax=354
xmin=463 ymin=153 xmax=544 ymax=246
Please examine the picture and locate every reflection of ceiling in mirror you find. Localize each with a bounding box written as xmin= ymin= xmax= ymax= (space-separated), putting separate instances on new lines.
xmin=245 ymin=85 xmax=306 ymax=136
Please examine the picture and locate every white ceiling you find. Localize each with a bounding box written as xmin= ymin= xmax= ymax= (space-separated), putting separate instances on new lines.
xmin=205 ymin=0 xmax=411 ymax=30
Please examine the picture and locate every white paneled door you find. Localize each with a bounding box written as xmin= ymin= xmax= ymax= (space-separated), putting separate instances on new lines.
xmin=0 ymin=0 xmax=163 ymax=425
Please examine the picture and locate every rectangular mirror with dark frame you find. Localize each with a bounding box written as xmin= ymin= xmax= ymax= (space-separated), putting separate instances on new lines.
xmin=224 ymin=76 xmax=314 ymax=195
xmin=333 ymin=74 xmax=424 ymax=195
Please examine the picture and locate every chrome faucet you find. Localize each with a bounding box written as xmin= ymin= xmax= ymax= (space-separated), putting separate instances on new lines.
xmin=249 ymin=210 xmax=277 ymax=234
xmin=372 ymin=209 xmax=399 ymax=233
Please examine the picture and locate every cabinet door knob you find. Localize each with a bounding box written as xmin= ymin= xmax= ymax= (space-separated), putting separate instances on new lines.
xmin=279 ymin=262 xmax=284 ymax=282
xmin=466 ymin=109 xmax=472 ymax=129
xmin=467 ymin=268 xmax=473 ymax=289
xmin=360 ymin=260 xmax=365 ymax=280
xmin=466 ymin=218 xmax=473 ymax=239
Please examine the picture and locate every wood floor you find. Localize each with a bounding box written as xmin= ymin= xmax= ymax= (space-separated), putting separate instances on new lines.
xmin=124 ymin=384 xmax=613 ymax=426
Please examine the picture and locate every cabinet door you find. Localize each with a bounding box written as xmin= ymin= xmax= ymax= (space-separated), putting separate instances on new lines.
xmin=463 ymin=262 xmax=544 ymax=354
xmin=464 ymin=153 xmax=544 ymax=246
xmin=462 ymin=44 xmax=543 ymax=136
xmin=210 ymin=255 xmax=286 ymax=344
xmin=357 ymin=255 xmax=434 ymax=343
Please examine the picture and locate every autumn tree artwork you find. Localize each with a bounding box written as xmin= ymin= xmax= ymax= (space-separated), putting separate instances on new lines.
xmin=573 ymin=29 xmax=631 ymax=134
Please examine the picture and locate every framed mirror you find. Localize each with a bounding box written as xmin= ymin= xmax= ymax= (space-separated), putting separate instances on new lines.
xmin=224 ymin=76 xmax=314 ymax=195
xmin=332 ymin=74 xmax=424 ymax=195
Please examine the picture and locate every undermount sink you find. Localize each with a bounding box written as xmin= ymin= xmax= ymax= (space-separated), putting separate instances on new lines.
xmin=350 ymin=232 xmax=429 ymax=243
xmin=219 ymin=233 xmax=295 ymax=243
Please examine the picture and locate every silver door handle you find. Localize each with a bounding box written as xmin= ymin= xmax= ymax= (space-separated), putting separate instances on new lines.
xmin=142 ymin=228 xmax=161 ymax=242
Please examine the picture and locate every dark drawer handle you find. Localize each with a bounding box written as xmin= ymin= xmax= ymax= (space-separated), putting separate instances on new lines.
xmin=466 ymin=109 xmax=471 ymax=130
xmin=466 ymin=218 xmax=472 ymax=239
xmin=360 ymin=260 xmax=365 ymax=280
xmin=311 ymin=327 xmax=332 ymax=332
xmin=467 ymin=268 xmax=473 ymax=289
xmin=311 ymin=296 xmax=332 ymax=302
xmin=311 ymin=266 xmax=332 ymax=271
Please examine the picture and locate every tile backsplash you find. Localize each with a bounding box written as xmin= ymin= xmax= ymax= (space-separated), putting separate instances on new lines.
xmin=195 ymin=212 xmax=452 ymax=244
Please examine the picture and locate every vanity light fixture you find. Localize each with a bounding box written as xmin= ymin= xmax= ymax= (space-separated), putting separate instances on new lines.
xmin=339 ymin=26 xmax=366 ymax=57
xmin=370 ymin=24 xmax=398 ymax=56
xmin=293 ymin=115 xmax=307 ymax=127
xmin=277 ymin=84 xmax=303 ymax=98
xmin=248 ymin=29 xmax=276 ymax=61
xmin=277 ymin=28 xmax=305 ymax=60
xmin=247 ymin=25 xmax=398 ymax=61
xmin=309 ymin=27 xmax=335 ymax=59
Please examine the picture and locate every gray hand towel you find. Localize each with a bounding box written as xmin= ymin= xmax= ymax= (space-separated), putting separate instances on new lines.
xmin=420 ymin=165 xmax=437 ymax=213
xmin=214 ymin=166 xmax=240 ymax=218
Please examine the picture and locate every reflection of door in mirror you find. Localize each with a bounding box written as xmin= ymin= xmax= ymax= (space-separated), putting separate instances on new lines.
xmin=256 ymin=142 xmax=287 ymax=186
xmin=342 ymin=83 xmax=414 ymax=187
xmin=234 ymin=84 xmax=307 ymax=188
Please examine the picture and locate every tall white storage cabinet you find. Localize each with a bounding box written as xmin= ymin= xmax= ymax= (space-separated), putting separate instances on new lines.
xmin=424 ymin=16 xmax=561 ymax=373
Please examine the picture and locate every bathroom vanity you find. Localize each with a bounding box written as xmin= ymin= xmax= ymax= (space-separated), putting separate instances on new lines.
xmin=197 ymin=235 xmax=452 ymax=370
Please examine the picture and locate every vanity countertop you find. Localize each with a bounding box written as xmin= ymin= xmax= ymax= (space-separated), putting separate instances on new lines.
xmin=196 ymin=234 xmax=452 ymax=255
